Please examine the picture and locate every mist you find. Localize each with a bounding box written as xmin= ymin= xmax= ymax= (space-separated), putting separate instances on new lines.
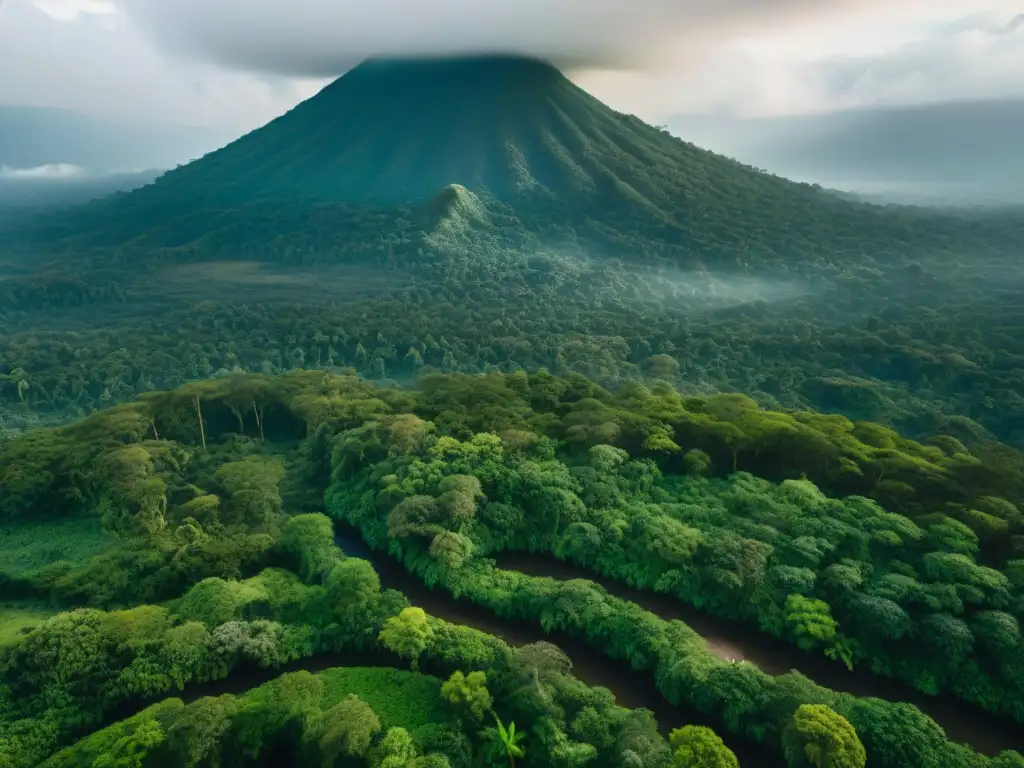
xmin=0 ymin=105 xmax=233 ymax=175
xmin=0 ymin=163 xmax=85 ymax=180
xmin=0 ymin=168 xmax=160 ymax=220
xmin=537 ymin=249 xmax=814 ymax=314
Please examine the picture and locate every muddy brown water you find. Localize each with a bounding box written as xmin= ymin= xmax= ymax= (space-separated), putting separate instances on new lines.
xmin=492 ymin=551 xmax=1024 ymax=758
xmin=331 ymin=528 xmax=783 ymax=766
xmin=109 ymin=536 xmax=781 ymax=767
xmin=103 ymin=529 xmax=1020 ymax=766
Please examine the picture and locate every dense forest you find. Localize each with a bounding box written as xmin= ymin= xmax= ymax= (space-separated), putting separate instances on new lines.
xmin=2 ymin=370 xmax=1023 ymax=767
xmin=4 ymin=61 xmax=1024 ymax=450
xmin=4 ymin=236 xmax=1024 ymax=449
xmin=3 ymin=54 xmax=1024 ymax=768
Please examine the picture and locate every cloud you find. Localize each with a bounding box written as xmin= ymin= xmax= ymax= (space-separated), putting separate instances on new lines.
xmin=114 ymin=0 xmax=1024 ymax=122
xmin=30 ymin=0 xmax=115 ymax=20
xmin=2 ymin=0 xmax=1022 ymax=133
xmin=0 ymin=163 xmax=85 ymax=178
xmin=120 ymin=0 xmax=891 ymax=77
xmin=809 ymin=13 xmax=1024 ymax=110
xmin=0 ymin=0 xmax=322 ymax=129
xmin=588 ymin=4 xmax=1024 ymax=118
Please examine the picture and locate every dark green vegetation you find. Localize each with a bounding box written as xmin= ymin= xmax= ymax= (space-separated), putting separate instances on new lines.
xmin=2 ymin=61 xmax=1024 ymax=450
xmin=0 ymin=372 xmax=680 ymax=767
xmin=2 ymin=54 xmax=1024 ymax=768
xmin=2 ymin=371 xmax=1023 ymax=767
xmin=3 ymin=58 xmax=1024 ymax=451
xmin=6 ymin=57 xmax=1021 ymax=263
xmin=324 ymin=373 xmax=1024 ymax=720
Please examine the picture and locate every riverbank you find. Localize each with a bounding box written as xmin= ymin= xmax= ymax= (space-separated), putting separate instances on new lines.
xmin=332 ymin=528 xmax=783 ymax=766
xmin=495 ymin=550 xmax=1021 ymax=757
xmin=332 ymin=526 xmax=1021 ymax=758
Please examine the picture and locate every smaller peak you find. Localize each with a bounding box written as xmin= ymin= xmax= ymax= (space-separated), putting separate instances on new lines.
xmin=421 ymin=184 xmax=488 ymax=223
xmin=419 ymin=184 xmax=491 ymax=249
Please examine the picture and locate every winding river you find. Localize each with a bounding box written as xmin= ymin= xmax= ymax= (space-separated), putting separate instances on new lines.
xmin=330 ymin=528 xmax=782 ymax=766
xmin=100 ymin=527 xmax=1020 ymax=767
xmin=494 ymin=551 xmax=1021 ymax=757
xmin=332 ymin=527 xmax=1022 ymax=758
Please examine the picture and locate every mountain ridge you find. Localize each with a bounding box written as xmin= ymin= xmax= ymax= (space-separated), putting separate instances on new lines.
xmin=7 ymin=55 xmax=1024 ymax=274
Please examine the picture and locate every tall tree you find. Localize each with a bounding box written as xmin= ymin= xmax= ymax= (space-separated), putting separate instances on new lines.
xmin=784 ymin=704 xmax=866 ymax=768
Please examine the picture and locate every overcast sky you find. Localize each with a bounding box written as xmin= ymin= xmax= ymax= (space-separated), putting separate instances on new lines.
xmin=1 ymin=0 xmax=1022 ymax=131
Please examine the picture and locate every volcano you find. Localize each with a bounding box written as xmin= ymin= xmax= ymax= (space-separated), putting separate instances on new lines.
xmin=11 ymin=55 xmax=1024 ymax=269
xmin=149 ymin=55 xmax=659 ymax=206
xmin=71 ymin=54 xmax=719 ymax=217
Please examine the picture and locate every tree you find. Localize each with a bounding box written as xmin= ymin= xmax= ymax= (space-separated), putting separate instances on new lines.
xmin=95 ymin=445 xmax=168 ymax=538
xmin=991 ymin=752 xmax=1024 ymax=768
xmin=784 ymin=594 xmax=839 ymax=651
xmin=379 ymin=607 xmax=434 ymax=670
xmin=93 ymin=716 xmax=165 ymax=768
xmin=373 ymin=727 xmax=418 ymax=768
xmin=441 ymin=670 xmax=492 ymax=723
xmin=492 ymin=715 xmax=526 ymax=768
xmin=668 ymin=725 xmax=739 ymax=768
xmin=428 ymin=531 xmax=475 ymax=569
xmin=783 ymin=704 xmax=866 ymax=768
xmin=315 ymin=695 xmax=381 ymax=766
xmin=213 ymin=456 xmax=285 ymax=527
xmin=645 ymin=354 xmax=680 ymax=380
xmin=165 ymin=695 xmax=239 ymax=768
xmin=683 ymin=449 xmax=712 ymax=476
xmin=588 ymin=444 xmax=629 ymax=473
xmin=644 ymin=424 xmax=682 ymax=454
xmin=281 ymin=513 xmax=338 ymax=583
xmin=388 ymin=495 xmax=444 ymax=540
xmin=437 ymin=474 xmax=484 ymax=526
xmin=326 ymin=558 xmax=381 ymax=611
xmin=232 ymin=671 xmax=325 ymax=759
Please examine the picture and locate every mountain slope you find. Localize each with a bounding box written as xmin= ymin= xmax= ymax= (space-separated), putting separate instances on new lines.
xmin=10 ymin=56 xmax=1024 ymax=270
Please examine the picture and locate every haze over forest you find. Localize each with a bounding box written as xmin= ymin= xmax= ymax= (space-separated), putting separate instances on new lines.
xmin=2 ymin=3 xmax=1024 ymax=768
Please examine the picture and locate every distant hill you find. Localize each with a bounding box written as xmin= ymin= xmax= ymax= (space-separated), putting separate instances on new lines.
xmin=669 ymin=99 xmax=1024 ymax=206
xmin=0 ymin=105 xmax=231 ymax=173
xmin=9 ymin=56 xmax=1024 ymax=273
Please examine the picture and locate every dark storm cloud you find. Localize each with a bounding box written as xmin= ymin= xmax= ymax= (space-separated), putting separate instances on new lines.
xmin=119 ymin=0 xmax=866 ymax=77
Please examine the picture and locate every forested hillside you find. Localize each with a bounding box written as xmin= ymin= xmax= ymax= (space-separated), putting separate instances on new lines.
xmin=4 ymin=239 xmax=1024 ymax=449
xmin=6 ymin=57 xmax=1024 ymax=271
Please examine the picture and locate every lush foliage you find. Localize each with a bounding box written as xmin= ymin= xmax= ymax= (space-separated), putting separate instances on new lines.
xmin=315 ymin=371 xmax=1024 ymax=724
xmin=668 ymin=725 xmax=739 ymax=768
xmin=37 ymin=667 xmax=458 ymax=768
xmin=5 ymin=247 xmax=1024 ymax=457
xmin=3 ymin=371 xmax=1024 ymax=767
xmin=4 ymin=55 xmax=1024 ymax=768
